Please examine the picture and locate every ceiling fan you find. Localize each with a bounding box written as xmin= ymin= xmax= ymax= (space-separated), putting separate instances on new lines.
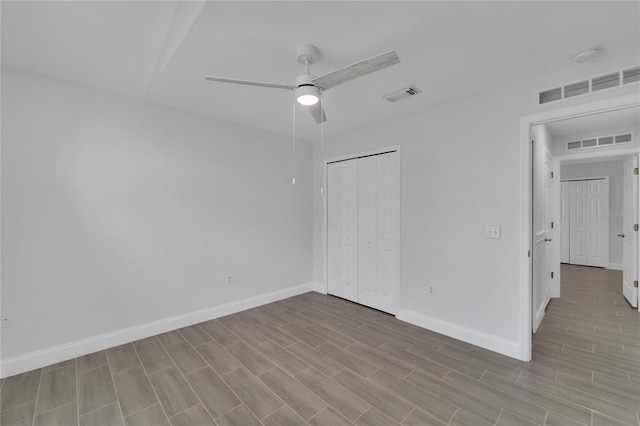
xmin=204 ymin=44 xmax=400 ymax=124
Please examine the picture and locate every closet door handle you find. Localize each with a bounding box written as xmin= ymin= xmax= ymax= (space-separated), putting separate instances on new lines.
xmin=618 ymin=233 xmax=626 ymax=238
xmin=544 ymin=238 xmax=552 ymax=242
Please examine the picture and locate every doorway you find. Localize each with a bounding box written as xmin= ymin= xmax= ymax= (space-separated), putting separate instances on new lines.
xmin=520 ymin=96 xmax=640 ymax=360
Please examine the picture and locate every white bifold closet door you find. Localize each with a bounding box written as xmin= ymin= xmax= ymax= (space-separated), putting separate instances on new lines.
xmin=327 ymin=151 xmax=399 ymax=314
xmin=569 ymin=179 xmax=608 ymax=267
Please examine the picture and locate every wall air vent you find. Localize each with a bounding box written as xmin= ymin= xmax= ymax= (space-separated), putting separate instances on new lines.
xmin=539 ymin=88 xmax=562 ymax=104
xmin=383 ymin=85 xmax=422 ymax=102
xmin=592 ymin=72 xmax=620 ymax=91
xmin=538 ymin=65 xmax=639 ymax=104
xmin=623 ymin=66 xmax=640 ymax=84
xmin=563 ymin=80 xmax=589 ymax=98
xmin=566 ymin=133 xmax=633 ymax=151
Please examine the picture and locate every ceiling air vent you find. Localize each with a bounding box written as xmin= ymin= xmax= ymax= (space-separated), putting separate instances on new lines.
xmin=538 ymin=64 xmax=639 ymax=104
xmin=592 ymin=72 xmax=620 ymax=91
xmin=566 ymin=133 xmax=633 ymax=151
xmin=383 ymin=85 xmax=422 ymax=102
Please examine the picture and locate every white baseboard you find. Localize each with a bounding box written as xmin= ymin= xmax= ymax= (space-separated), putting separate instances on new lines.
xmin=608 ymin=263 xmax=623 ymax=271
xmin=312 ymin=281 xmax=327 ymax=294
xmin=396 ymin=308 xmax=523 ymax=360
xmin=1 ymin=282 xmax=313 ymax=378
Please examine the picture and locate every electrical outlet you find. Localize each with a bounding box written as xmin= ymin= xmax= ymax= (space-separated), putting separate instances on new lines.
xmin=1 ymin=312 xmax=13 ymax=328
xmin=485 ymin=226 xmax=502 ymax=239
xmin=428 ymin=286 xmax=435 ymax=296
xmin=227 ymin=274 xmax=233 ymax=285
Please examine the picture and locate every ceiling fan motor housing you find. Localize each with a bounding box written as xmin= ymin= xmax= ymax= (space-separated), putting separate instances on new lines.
xmin=296 ymin=44 xmax=319 ymax=65
xmin=295 ymin=73 xmax=316 ymax=88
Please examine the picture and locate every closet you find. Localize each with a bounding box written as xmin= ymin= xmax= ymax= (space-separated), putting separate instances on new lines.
xmin=560 ymin=178 xmax=609 ymax=267
xmin=327 ymin=151 xmax=400 ymax=314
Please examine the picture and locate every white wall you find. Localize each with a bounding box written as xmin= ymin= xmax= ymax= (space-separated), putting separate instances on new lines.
xmin=561 ymin=160 xmax=625 ymax=266
xmin=1 ymin=68 xmax=312 ymax=371
xmin=312 ymin=54 xmax=640 ymax=358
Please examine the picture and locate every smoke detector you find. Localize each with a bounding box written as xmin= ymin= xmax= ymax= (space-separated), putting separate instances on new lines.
xmin=573 ymin=48 xmax=600 ymax=63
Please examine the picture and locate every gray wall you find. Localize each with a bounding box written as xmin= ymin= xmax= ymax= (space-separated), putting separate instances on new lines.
xmin=561 ymin=160 xmax=624 ymax=266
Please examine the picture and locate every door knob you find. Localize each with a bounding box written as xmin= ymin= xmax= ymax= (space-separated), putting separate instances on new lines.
xmin=618 ymin=233 xmax=626 ymax=238
xmin=544 ymin=238 xmax=552 ymax=242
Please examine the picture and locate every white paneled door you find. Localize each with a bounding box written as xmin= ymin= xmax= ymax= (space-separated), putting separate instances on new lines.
xmin=327 ymin=151 xmax=399 ymax=315
xmin=569 ymin=180 xmax=589 ymax=266
xmin=568 ymin=179 xmax=609 ymax=267
xmin=532 ymin=143 xmax=554 ymax=333
xmin=622 ymin=157 xmax=638 ymax=308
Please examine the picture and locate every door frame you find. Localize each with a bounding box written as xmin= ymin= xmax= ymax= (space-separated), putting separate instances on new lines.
xmin=322 ymin=145 xmax=401 ymax=315
xmin=519 ymin=94 xmax=640 ymax=361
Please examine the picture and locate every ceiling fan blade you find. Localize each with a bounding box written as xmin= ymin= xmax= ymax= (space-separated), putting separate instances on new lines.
xmin=308 ymin=102 xmax=327 ymax=124
xmin=204 ymin=76 xmax=295 ymax=90
xmin=312 ymin=50 xmax=400 ymax=91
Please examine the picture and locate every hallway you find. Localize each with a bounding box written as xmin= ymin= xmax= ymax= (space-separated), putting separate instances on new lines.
xmin=532 ymin=264 xmax=640 ymax=425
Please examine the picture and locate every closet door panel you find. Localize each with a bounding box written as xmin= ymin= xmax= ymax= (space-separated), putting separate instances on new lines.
xmin=375 ymin=152 xmax=399 ymax=314
xmin=586 ymin=179 xmax=607 ymax=267
xmin=327 ymin=160 xmax=358 ymax=302
xmin=358 ymin=156 xmax=378 ymax=309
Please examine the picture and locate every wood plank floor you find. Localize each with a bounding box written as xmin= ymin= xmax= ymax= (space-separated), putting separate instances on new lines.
xmin=1 ymin=264 xmax=639 ymax=425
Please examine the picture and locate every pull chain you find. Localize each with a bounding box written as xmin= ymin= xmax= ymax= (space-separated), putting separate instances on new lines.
xmin=292 ymin=94 xmax=296 ymax=186
xmin=320 ymin=90 xmax=324 ymax=195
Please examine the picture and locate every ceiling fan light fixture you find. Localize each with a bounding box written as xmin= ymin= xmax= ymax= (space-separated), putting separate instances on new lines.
xmin=295 ymin=85 xmax=320 ymax=105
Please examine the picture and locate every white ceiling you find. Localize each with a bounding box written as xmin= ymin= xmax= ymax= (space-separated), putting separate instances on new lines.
xmin=2 ymin=1 xmax=640 ymax=141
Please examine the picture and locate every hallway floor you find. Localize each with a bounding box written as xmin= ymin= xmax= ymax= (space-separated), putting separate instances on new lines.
xmin=1 ymin=265 xmax=639 ymax=425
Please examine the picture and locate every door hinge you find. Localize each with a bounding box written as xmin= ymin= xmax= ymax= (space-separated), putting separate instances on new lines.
xmin=528 ymin=250 xmax=531 ymax=258
xmin=551 ymin=221 xmax=554 ymax=229
xmin=634 ymin=167 xmax=639 ymax=175
xmin=634 ymin=280 xmax=638 ymax=288
xmin=550 ymin=171 xmax=554 ymax=179
xmin=635 ymin=224 xmax=638 ymax=232
xmin=551 ymin=272 xmax=554 ymax=279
